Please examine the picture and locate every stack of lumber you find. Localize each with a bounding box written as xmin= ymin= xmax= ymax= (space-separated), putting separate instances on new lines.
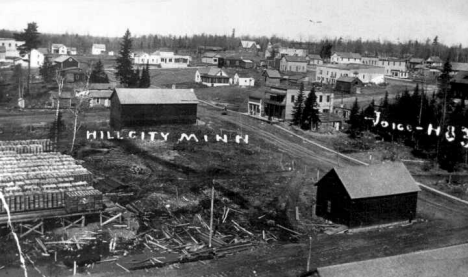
xmin=0 ymin=139 xmax=54 ymax=153
xmin=0 ymin=140 xmax=102 ymax=215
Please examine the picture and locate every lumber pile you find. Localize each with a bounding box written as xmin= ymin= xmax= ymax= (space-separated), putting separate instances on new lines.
xmin=0 ymin=139 xmax=54 ymax=153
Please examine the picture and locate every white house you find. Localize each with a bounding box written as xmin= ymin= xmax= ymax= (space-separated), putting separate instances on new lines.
xmin=51 ymin=44 xmax=67 ymax=55
xmin=195 ymin=67 xmax=231 ymax=87
xmin=24 ymin=49 xmax=45 ymax=68
xmin=330 ymin=52 xmax=362 ymax=64
xmin=134 ymin=52 xmax=150 ymax=64
xmin=0 ymin=38 xmax=24 ymax=57
xmin=92 ymin=44 xmax=106 ymax=55
xmin=316 ymin=64 xmax=385 ymax=84
xmin=378 ymin=58 xmax=409 ymax=78
xmin=108 ymin=51 xmax=114 ymax=56
xmin=133 ymin=50 xmax=190 ymax=68
xmin=234 ymin=73 xmax=255 ymax=87
xmin=68 ymin=47 xmax=77 ymax=55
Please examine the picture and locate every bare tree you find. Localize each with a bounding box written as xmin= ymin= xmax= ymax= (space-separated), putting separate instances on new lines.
xmin=53 ymin=71 xmax=65 ymax=151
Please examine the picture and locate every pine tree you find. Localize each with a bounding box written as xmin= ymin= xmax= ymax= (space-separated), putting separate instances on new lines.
xmin=130 ymin=67 xmax=140 ymax=88
xmin=301 ymin=87 xmax=320 ymax=130
xmin=348 ymin=98 xmax=362 ymax=137
xmin=39 ymin=56 xmax=55 ymax=83
xmin=115 ymin=29 xmax=134 ymax=87
xmin=89 ymin=60 xmax=109 ymax=83
xmin=139 ymin=62 xmax=150 ymax=88
xmin=291 ymin=83 xmax=305 ymax=126
xmin=363 ymin=99 xmax=375 ymax=130
xmin=14 ymin=22 xmax=40 ymax=96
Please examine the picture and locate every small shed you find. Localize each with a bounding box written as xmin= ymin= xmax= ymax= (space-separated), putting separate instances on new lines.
xmin=262 ymin=69 xmax=282 ymax=85
xmin=315 ymin=162 xmax=420 ymax=227
xmin=110 ymin=88 xmax=198 ymax=129
xmin=54 ymin=56 xmax=79 ymax=70
xmin=234 ymin=72 xmax=255 ymax=87
xmin=335 ymin=76 xmax=363 ymax=94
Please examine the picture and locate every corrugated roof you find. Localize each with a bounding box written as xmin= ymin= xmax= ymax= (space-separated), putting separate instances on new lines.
xmin=326 ymin=162 xmax=420 ymax=199
xmin=202 ymin=52 xmax=220 ymax=58
xmin=54 ymin=55 xmax=77 ymax=63
xmin=113 ymin=88 xmax=198 ymax=105
xmin=333 ymin=52 xmax=362 ymax=59
xmin=263 ymin=69 xmax=282 ymax=78
xmin=308 ymin=54 xmax=322 ymax=60
xmin=284 ymin=56 xmax=308 ymax=63
xmin=409 ymin=58 xmax=424 ymax=63
xmin=88 ymin=83 xmax=113 ymax=90
xmin=317 ymin=243 xmax=468 ymax=277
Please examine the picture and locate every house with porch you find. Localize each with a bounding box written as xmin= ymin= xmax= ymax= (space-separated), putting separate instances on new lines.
xmin=195 ymin=67 xmax=231 ymax=87
xmin=248 ymin=90 xmax=263 ymax=116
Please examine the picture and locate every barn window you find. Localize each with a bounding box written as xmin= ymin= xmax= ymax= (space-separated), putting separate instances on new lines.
xmin=326 ymin=201 xmax=331 ymax=213
xmin=291 ymin=95 xmax=295 ymax=103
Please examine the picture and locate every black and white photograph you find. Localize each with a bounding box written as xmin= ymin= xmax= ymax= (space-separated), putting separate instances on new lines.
xmin=1 ymin=0 xmax=468 ymax=276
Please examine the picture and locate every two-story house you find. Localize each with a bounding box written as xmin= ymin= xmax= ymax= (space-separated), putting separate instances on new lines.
xmin=51 ymin=44 xmax=67 ymax=55
xmin=279 ymin=56 xmax=308 ymax=73
xmin=195 ymin=67 xmax=231 ymax=87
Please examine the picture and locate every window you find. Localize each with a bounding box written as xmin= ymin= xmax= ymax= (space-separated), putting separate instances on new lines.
xmin=362 ymin=75 xmax=365 ymax=79
xmin=96 ymin=98 xmax=100 ymax=104
xmin=319 ymin=95 xmax=323 ymax=102
xmin=291 ymin=95 xmax=295 ymax=102
xmin=326 ymin=200 xmax=331 ymax=213
xmin=326 ymin=95 xmax=330 ymax=102
xmin=9 ymin=43 xmax=11 ymax=47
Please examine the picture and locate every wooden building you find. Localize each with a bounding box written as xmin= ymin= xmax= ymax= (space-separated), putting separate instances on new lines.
xmin=110 ymin=88 xmax=198 ymax=129
xmin=450 ymin=71 xmax=468 ymax=98
xmin=53 ymin=55 xmax=79 ymax=70
xmin=262 ymin=69 xmax=282 ymax=85
xmin=195 ymin=67 xmax=231 ymax=87
xmin=315 ymin=162 xmax=420 ymax=227
xmin=335 ymin=76 xmax=363 ymax=94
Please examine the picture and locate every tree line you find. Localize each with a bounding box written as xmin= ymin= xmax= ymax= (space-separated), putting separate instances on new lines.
xmin=348 ymin=61 xmax=468 ymax=171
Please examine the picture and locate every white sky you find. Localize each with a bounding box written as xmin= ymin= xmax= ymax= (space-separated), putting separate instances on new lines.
xmin=1 ymin=0 xmax=467 ymax=46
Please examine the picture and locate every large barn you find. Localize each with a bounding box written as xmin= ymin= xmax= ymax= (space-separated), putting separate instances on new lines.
xmin=315 ymin=162 xmax=420 ymax=228
xmin=110 ymin=88 xmax=198 ymax=129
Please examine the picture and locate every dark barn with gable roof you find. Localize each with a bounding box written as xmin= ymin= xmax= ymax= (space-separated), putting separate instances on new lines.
xmin=110 ymin=88 xmax=198 ymax=129
xmin=315 ymin=162 xmax=420 ymax=228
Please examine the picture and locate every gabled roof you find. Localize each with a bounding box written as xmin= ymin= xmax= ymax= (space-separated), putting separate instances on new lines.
xmin=336 ymin=76 xmax=362 ymax=83
xmin=235 ymin=72 xmax=252 ymax=78
xmin=333 ymin=52 xmax=362 ymax=59
xmin=202 ymin=52 xmax=220 ymax=58
xmin=241 ymin=40 xmax=258 ymax=49
xmin=321 ymin=162 xmax=420 ymax=199
xmin=451 ymin=62 xmax=468 ymax=72
xmin=263 ymin=69 xmax=282 ymax=78
xmin=51 ymin=44 xmax=66 ymax=48
xmin=283 ymin=56 xmax=308 ymax=63
xmin=69 ymin=47 xmax=77 ymax=52
xmin=198 ymin=67 xmax=229 ymax=77
xmin=427 ymin=56 xmax=442 ymax=63
xmin=113 ymin=88 xmax=198 ymax=105
xmin=92 ymin=44 xmax=106 ymax=50
xmin=54 ymin=55 xmax=78 ymax=63
xmin=134 ymin=52 xmax=149 ymax=58
xmin=451 ymin=71 xmax=468 ymax=85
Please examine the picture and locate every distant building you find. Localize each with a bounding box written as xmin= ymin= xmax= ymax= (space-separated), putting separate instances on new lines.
xmin=361 ymin=56 xmax=379 ymax=66
xmin=408 ymin=58 xmax=425 ymax=70
xmin=0 ymin=46 xmax=6 ymax=61
xmin=233 ymin=72 xmax=255 ymax=87
xmin=262 ymin=69 xmax=282 ymax=85
xmin=239 ymin=40 xmax=260 ymax=53
xmin=330 ymin=52 xmax=362 ymax=64
xmin=279 ymin=56 xmax=308 ymax=72
xmin=195 ymin=67 xmax=231 ymax=87
xmin=49 ymin=90 xmax=76 ymax=108
xmin=197 ymin=46 xmax=224 ymax=53
xmin=24 ymin=49 xmax=45 ymax=68
xmin=201 ymin=52 xmax=222 ymax=65
xmin=108 ymin=51 xmax=114 ymax=56
xmin=450 ymin=62 xmax=468 ymax=73
xmin=92 ymin=44 xmax=106 ymax=55
xmin=110 ymin=88 xmax=198 ymax=129
xmin=68 ymin=47 xmax=77 ymax=55
xmin=248 ymin=90 xmax=264 ymax=116
xmin=278 ymin=47 xmax=308 ymax=57
xmin=53 ymin=55 xmax=79 ymax=70
xmin=426 ymin=56 xmax=443 ymax=67
xmin=315 ymin=162 xmax=420 ymax=227
xmin=335 ymin=76 xmax=363 ymax=94
xmin=378 ymin=58 xmax=409 ymax=78
xmin=133 ymin=50 xmax=190 ymax=68
xmin=450 ymin=71 xmax=468 ymax=98
xmin=222 ymin=57 xmax=254 ymax=69
xmin=87 ymin=83 xmax=114 ymax=108
xmin=37 ymin=48 xmax=50 ymax=56
xmin=316 ymin=63 xmax=385 ymax=84
xmin=51 ymin=44 xmax=67 ymax=55
xmin=307 ymin=54 xmax=323 ymax=65
xmin=0 ymin=38 xmax=25 ymax=57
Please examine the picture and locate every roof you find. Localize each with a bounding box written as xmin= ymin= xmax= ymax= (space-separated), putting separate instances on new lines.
xmin=322 ymin=162 xmax=420 ymax=199
xmin=316 ymin=243 xmax=468 ymax=277
xmin=263 ymin=69 xmax=282 ymax=78
xmin=113 ymin=88 xmax=198 ymax=105
xmin=69 ymin=47 xmax=77 ymax=51
xmin=451 ymin=71 xmax=468 ymax=85
xmin=284 ymin=56 xmax=308 ymax=63
xmin=451 ymin=62 xmax=468 ymax=72
xmin=88 ymin=83 xmax=113 ymax=90
xmin=336 ymin=76 xmax=362 ymax=83
xmin=318 ymin=63 xmax=383 ymax=70
xmin=51 ymin=44 xmax=66 ymax=48
xmin=93 ymin=44 xmax=106 ymax=50
xmin=235 ymin=72 xmax=252 ymax=78
xmin=241 ymin=41 xmax=258 ymax=49
xmin=308 ymin=54 xmax=322 ymax=60
xmin=333 ymin=52 xmax=362 ymax=59
xmin=409 ymin=58 xmax=424 ymax=63
xmin=134 ymin=52 xmax=149 ymax=58
xmin=202 ymin=52 xmax=220 ymax=58
xmin=54 ymin=55 xmax=78 ymax=63
xmin=427 ymin=56 xmax=442 ymax=63
xmin=89 ymin=90 xmax=113 ymax=98
xmin=198 ymin=67 xmax=229 ymax=77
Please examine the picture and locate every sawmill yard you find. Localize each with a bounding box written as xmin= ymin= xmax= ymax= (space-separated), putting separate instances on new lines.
xmin=1 ymin=99 xmax=468 ymax=277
